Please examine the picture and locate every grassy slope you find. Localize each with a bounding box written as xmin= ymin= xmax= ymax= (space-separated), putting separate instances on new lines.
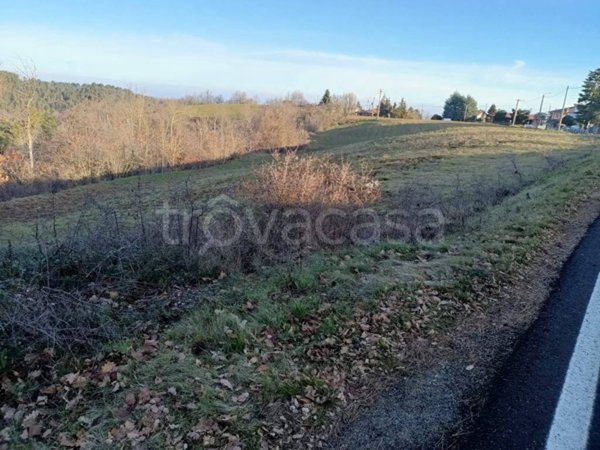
xmin=1 ymin=121 xmax=600 ymax=449
xmin=0 ymin=120 xmax=592 ymax=242
xmin=1 ymin=120 xmax=457 ymax=242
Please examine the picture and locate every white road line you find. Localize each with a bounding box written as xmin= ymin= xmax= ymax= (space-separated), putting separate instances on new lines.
xmin=546 ymin=273 xmax=600 ymax=450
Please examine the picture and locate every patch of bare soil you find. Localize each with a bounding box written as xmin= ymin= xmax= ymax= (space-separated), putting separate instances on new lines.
xmin=327 ymin=191 xmax=600 ymax=450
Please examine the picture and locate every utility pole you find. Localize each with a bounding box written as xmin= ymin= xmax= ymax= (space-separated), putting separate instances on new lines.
xmin=375 ymin=89 xmax=383 ymax=120
xmin=557 ymin=86 xmax=570 ymax=131
xmin=538 ymin=94 xmax=547 ymax=116
xmin=511 ymin=99 xmax=521 ymax=126
xmin=538 ymin=93 xmax=550 ymax=127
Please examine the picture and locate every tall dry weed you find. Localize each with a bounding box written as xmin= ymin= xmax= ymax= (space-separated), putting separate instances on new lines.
xmin=240 ymin=152 xmax=380 ymax=207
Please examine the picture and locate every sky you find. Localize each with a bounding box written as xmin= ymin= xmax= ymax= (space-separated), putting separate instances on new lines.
xmin=0 ymin=0 xmax=598 ymax=114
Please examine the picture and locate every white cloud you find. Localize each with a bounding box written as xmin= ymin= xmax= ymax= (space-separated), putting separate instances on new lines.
xmin=0 ymin=24 xmax=581 ymax=113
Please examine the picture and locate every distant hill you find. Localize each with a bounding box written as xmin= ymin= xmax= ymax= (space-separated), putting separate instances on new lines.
xmin=0 ymin=70 xmax=134 ymax=112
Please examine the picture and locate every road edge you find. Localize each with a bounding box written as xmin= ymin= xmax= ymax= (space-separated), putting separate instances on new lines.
xmin=329 ymin=191 xmax=600 ymax=450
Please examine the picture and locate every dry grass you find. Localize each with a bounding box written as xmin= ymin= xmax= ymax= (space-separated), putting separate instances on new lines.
xmin=240 ymin=152 xmax=381 ymax=207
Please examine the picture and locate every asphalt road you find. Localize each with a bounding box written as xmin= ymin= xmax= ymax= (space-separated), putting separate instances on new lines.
xmin=462 ymin=216 xmax=600 ymax=450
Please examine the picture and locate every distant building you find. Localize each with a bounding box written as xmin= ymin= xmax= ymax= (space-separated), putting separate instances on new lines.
xmin=357 ymin=109 xmax=376 ymax=116
xmin=474 ymin=110 xmax=490 ymax=122
xmin=548 ymin=106 xmax=578 ymax=121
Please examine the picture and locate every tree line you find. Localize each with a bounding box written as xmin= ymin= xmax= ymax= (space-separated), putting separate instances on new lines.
xmin=439 ymin=92 xmax=536 ymax=125
xmin=438 ymin=67 xmax=600 ymax=130
xmin=0 ymin=70 xmax=133 ymax=112
xmin=377 ymin=95 xmax=422 ymax=119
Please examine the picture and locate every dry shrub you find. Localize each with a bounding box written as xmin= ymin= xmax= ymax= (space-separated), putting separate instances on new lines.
xmin=241 ymin=152 xmax=381 ymax=207
xmin=46 ymin=99 xmax=312 ymax=183
xmin=0 ymin=149 xmax=29 ymax=183
xmin=184 ymin=116 xmax=254 ymax=161
xmin=0 ymin=287 xmax=136 ymax=352
xmin=252 ymin=102 xmax=309 ymax=150
xmin=300 ymin=104 xmax=348 ymax=133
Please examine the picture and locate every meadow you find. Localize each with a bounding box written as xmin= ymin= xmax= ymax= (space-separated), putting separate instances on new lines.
xmin=1 ymin=120 xmax=599 ymax=449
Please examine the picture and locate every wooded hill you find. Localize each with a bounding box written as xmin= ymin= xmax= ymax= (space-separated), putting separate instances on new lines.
xmin=0 ymin=70 xmax=134 ymax=112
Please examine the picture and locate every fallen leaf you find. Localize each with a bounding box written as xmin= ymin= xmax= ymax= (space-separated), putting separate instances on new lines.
xmin=233 ymin=392 xmax=249 ymax=404
xmin=1 ymin=406 xmax=15 ymax=420
xmin=101 ymin=361 xmax=117 ymax=374
xmin=21 ymin=410 xmax=43 ymax=439
xmin=142 ymin=340 xmax=158 ymax=355
xmin=125 ymin=392 xmax=136 ymax=407
xmin=65 ymin=394 xmax=82 ymax=411
xmin=78 ymin=416 xmax=94 ymax=428
xmin=63 ymin=373 xmax=79 ymax=385
xmin=138 ymin=387 xmax=152 ymax=404
xmin=41 ymin=384 xmax=61 ymax=395
xmin=58 ymin=432 xmax=78 ymax=447
xmin=219 ymin=379 xmax=234 ymax=390
xmin=110 ymin=427 xmax=127 ymax=440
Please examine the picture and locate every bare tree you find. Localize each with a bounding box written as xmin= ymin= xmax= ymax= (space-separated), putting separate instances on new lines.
xmin=286 ymin=91 xmax=308 ymax=106
xmin=333 ymin=93 xmax=359 ymax=116
xmin=229 ymin=91 xmax=256 ymax=104
xmin=15 ymin=61 xmax=40 ymax=175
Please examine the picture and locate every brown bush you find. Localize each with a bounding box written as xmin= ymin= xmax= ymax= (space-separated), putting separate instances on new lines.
xmin=299 ymin=104 xmax=349 ymax=133
xmin=0 ymin=149 xmax=29 ymax=183
xmin=240 ymin=152 xmax=381 ymax=207
xmin=46 ymin=99 xmax=312 ymax=182
xmin=251 ymin=102 xmax=309 ymax=150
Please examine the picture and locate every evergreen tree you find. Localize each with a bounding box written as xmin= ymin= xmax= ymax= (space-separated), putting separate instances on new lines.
xmin=392 ymin=98 xmax=408 ymax=118
xmin=0 ymin=120 xmax=13 ymax=153
xmin=511 ymin=109 xmax=531 ymax=125
xmin=577 ymin=68 xmax=600 ymax=128
xmin=378 ymin=95 xmax=393 ymax=117
xmin=319 ymin=89 xmax=332 ymax=105
xmin=493 ymin=110 xmax=508 ymax=124
xmin=487 ymin=104 xmax=497 ymax=122
xmin=562 ymin=115 xmax=576 ymax=128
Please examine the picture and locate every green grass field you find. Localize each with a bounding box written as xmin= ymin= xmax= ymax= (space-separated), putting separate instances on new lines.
xmin=1 ymin=120 xmax=599 ymax=449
